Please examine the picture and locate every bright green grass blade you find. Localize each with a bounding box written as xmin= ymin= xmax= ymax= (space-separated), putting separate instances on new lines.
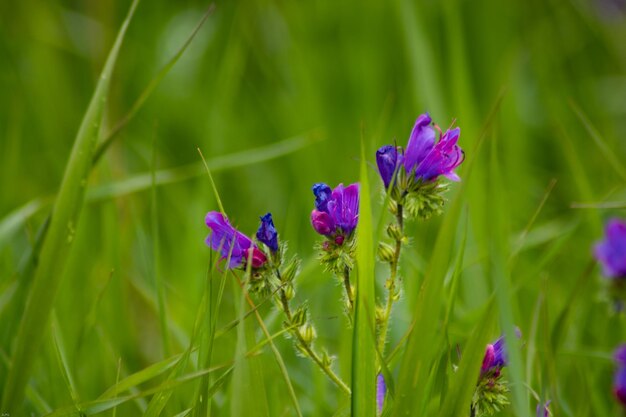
xmin=51 ymin=313 xmax=82 ymax=413
xmin=46 ymin=366 xmax=233 ymax=417
xmin=173 ymin=408 xmax=193 ymax=417
xmin=439 ymin=300 xmax=496 ymax=416
xmin=0 ymin=0 xmax=140 ymax=411
xmin=99 ymin=353 xmax=184 ymax=399
xmin=489 ymin=133 xmax=529 ymax=417
xmin=351 ymin=141 xmax=376 ymax=417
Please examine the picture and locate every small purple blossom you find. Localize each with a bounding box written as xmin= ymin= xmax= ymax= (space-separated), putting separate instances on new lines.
xmin=536 ymin=400 xmax=551 ymax=417
xmin=256 ymin=213 xmax=279 ymax=252
xmin=376 ymin=373 xmax=386 ymax=414
xmin=615 ymin=344 xmax=626 ymax=406
xmin=205 ymin=211 xmax=266 ymax=269
xmin=594 ymin=219 xmax=626 ymax=279
xmin=376 ymin=145 xmax=399 ymax=189
xmin=310 ymin=183 xmax=359 ymax=241
xmin=376 ymin=113 xmax=464 ymax=188
xmin=481 ymin=329 xmax=522 ymax=376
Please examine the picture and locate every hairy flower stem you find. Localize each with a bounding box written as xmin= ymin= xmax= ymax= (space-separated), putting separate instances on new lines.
xmin=275 ymin=274 xmax=351 ymax=395
xmin=377 ymin=204 xmax=404 ymax=355
xmin=342 ymin=265 xmax=354 ymax=311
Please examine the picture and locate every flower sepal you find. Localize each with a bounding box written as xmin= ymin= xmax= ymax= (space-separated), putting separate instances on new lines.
xmin=315 ymin=236 xmax=356 ymax=275
xmin=471 ymin=374 xmax=510 ymax=417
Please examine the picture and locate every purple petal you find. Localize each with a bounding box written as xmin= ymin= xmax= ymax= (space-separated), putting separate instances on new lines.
xmin=376 ymin=373 xmax=386 ymax=414
xmin=615 ymin=365 xmax=626 ymax=406
xmin=615 ymin=344 xmax=626 ymax=366
xmin=414 ymin=127 xmax=464 ymax=182
xmin=376 ymin=145 xmax=399 ymax=189
xmin=536 ymin=400 xmax=551 ymax=417
xmin=404 ymin=113 xmax=436 ymax=174
xmin=327 ymin=183 xmax=360 ymax=235
xmin=312 ymin=183 xmax=333 ymax=213
xmin=205 ymin=211 xmax=253 ymax=268
xmin=256 ymin=212 xmax=279 ymax=252
xmin=594 ymin=218 xmax=626 ymax=279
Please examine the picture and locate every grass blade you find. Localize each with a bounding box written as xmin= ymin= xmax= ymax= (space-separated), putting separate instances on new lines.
xmin=0 ymin=0 xmax=140 ymax=411
xmin=439 ymin=300 xmax=496 ymax=416
xmin=351 ymin=141 xmax=376 ymax=417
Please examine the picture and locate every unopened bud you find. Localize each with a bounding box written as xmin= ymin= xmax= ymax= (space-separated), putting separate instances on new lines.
xmin=386 ymin=223 xmax=403 ymax=241
xmin=284 ymin=284 xmax=295 ymax=300
xmin=375 ymin=305 xmax=386 ymax=324
xmin=299 ymin=323 xmax=317 ymax=344
xmin=281 ymin=257 xmax=300 ymax=283
xmin=378 ymin=242 xmax=395 ymax=263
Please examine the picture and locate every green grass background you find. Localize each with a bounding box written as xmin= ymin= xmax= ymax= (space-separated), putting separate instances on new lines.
xmin=1 ymin=0 xmax=625 ymax=415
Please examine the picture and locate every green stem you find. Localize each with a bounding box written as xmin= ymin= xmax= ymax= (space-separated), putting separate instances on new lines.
xmin=342 ymin=266 xmax=354 ymax=311
xmin=377 ymin=204 xmax=404 ymax=355
xmin=277 ymin=286 xmax=351 ymax=395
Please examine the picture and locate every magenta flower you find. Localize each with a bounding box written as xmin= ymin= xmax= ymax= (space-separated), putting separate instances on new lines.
xmin=481 ymin=329 xmax=521 ymax=376
xmin=310 ymin=183 xmax=359 ymax=242
xmin=256 ymin=213 xmax=278 ymax=252
xmin=376 ymin=373 xmax=386 ymax=414
xmin=205 ymin=211 xmax=266 ymax=269
xmin=615 ymin=344 xmax=626 ymax=406
xmin=594 ymin=219 xmax=626 ymax=279
xmin=375 ymin=113 xmax=464 ymax=187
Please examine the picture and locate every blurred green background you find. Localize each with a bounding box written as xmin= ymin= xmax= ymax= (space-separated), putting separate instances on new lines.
xmin=1 ymin=0 xmax=625 ymax=415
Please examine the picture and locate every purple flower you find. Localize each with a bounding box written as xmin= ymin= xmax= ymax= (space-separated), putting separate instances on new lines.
xmin=376 ymin=145 xmax=399 ymax=189
xmin=615 ymin=344 xmax=626 ymax=406
xmin=594 ymin=219 xmax=626 ymax=279
xmin=536 ymin=400 xmax=551 ymax=417
xmin=376 ymin=373 xmax=386 ymax=414
xmin=205 ymin=211 xmax=266 ymax=269
xmin=310 ymin=183 xmax=359 ymax=241
xmin=404 ymin=113 xmax=437 ymax=175
xmin=256 ymin=213 xmax=278 ymax=252
xmin=377 ymin=113 xmax=464 ymax=188
xmin=481 ymin=329 xmax=522 ymax=376
xmin=413 ymin=126 xmax=464 ymax=182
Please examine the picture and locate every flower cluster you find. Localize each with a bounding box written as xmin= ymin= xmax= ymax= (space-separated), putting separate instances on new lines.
xmin=311 ymin=183 xmax=360 ymax=280
xmin=202 ymin=113 xmax=467 ymax=406
xmin=472 ymin=335 xmax=517 ymax=417
xmin=376 ymin=113 xmax=464 ymax=219
xmin=204 ymin=211 xmax=267 ymax=270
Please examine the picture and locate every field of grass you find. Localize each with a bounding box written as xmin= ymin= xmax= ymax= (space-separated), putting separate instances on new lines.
xmin=1 ymin=0 xmax=625 ymax=416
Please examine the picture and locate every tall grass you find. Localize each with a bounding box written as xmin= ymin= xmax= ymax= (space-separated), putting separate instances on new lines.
xmin=1 ymin=0 xmax=625 ymax=416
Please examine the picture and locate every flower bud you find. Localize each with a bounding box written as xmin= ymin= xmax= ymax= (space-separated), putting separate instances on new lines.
xmin=281 ymin=257 xmax=300 ymax=283
xmin=378 ymin=242 xmax=395 ymax=263
xmin=311 ymin=209 xmax=335 ymax=236
xmin=256 ymin=213 xmax=279 ymax=252
xmin=386 ymin=223 xmax=403 ymax=241
xmin=376 ymin=145 xmax=398 ymax=189
xmin=284 ymin=284 xmax=295 ymax=300
xmin=299 ymin=323 xmax=317 ymax=344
